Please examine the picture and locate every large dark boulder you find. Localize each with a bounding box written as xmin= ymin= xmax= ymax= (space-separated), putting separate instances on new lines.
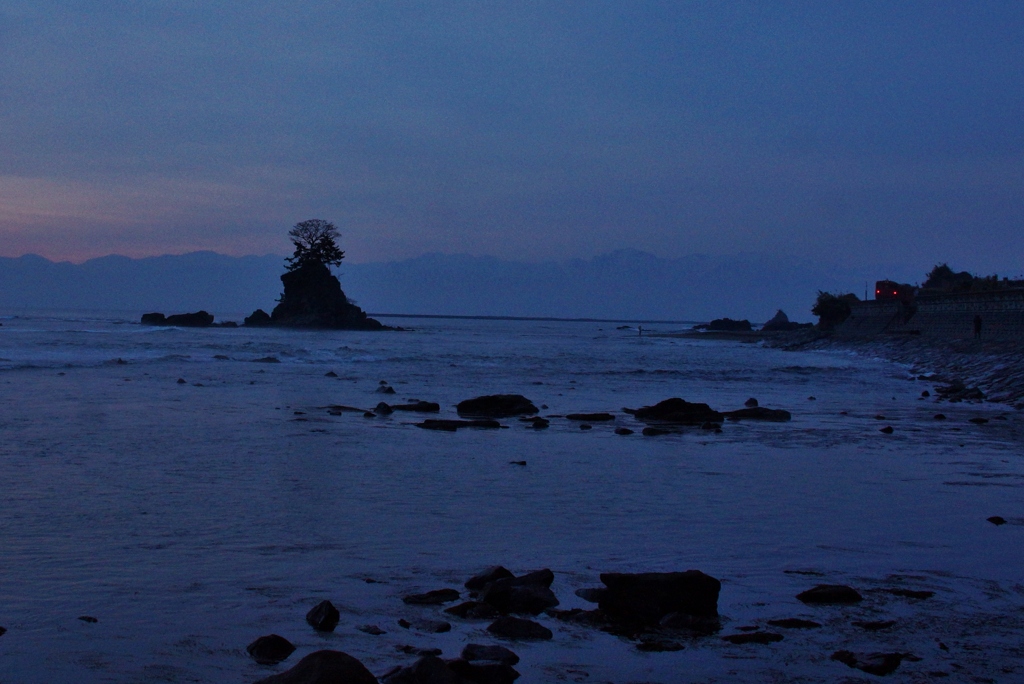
xmin=456 ymin=395 xmax=538 ymax=418
xmin=270 ymin=262 xmax=385 ymax=330
xmin=480 ymin=570 xmax=559 ymax=615
xmin=626 ymin=398 xmax=723 ymax=425
xmin=141 ymin=312 xmax=166 ymax=325
xmin=596 ymin=571 xmax=721 ymax=626
xmin=253 ymin=650 xmax=378 ymax=684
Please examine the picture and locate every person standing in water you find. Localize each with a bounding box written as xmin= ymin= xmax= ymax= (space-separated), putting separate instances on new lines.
xmin=973 ymin=314 xmax=982 ymax=339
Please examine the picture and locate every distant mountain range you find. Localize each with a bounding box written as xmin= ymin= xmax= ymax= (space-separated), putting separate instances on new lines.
xmin=0 ymin=250 xmax=922 ymax=323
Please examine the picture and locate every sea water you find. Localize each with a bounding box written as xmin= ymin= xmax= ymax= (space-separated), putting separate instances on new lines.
xmin=0 ymin=312 xmax=1021 ymax=683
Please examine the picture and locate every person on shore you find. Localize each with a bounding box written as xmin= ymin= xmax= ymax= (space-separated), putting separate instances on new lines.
xmin=974 ymin=314 xmax=982 ymax=339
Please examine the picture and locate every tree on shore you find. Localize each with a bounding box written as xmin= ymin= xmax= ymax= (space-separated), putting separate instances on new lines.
xmin=812 ymin=291 xmax=859 ymax=330
xmin=285 ymin=219 xmax=345 ymax=271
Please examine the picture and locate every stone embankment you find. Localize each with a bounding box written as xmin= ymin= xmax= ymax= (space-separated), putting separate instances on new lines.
xmin=777 ymin=334 xmax=1024 ymax=409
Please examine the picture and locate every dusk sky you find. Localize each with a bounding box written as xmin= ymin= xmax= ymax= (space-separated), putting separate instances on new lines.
xmin=1 ymin=2 xmax=1022 ymax=273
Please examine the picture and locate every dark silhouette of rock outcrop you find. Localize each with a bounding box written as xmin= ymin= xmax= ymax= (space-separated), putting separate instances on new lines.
xmin=244 ymin=309 xmax=272 ymax=326
xmin=140 ymin=311 xmax=214 ymax=327
xmin=261 ymin=262 xmax=385 ymax=330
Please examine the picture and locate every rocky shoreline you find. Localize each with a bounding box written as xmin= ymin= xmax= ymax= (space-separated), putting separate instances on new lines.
xmin=770 ymin=333 xmax=1024 ymax=410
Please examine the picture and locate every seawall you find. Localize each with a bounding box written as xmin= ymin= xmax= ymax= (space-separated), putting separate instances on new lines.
xmin=836 ymin=289 xmax=1024 ymax=341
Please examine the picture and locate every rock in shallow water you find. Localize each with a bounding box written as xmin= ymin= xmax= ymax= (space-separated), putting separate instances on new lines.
xmin=247 ymin=634 xmax=296 ymax=665
xmin=253 ymin=649 xmax=377 ymax=684
xmin=627 ymin=398 xmax=724 ymax=425
xmin=766 ymin=618 xmax=821 ymax=629
xmin=831 ymin=650 xmax=919 ymax=676
xmin=597 ymin=570 xmax=721 ymax=626
xmin=461 ymin=643 xmax=520 ymax=666
xmin=403 ymin=588 xmax=461 ymax=605
xmin=457 ymin=395 xmax=538 ymax=418
xmin=466 ymin=566 xmax=515 ymax=590
xmin=796 ymin=584 xmax=863 ymax=604
xmin=416 ymin=419 xmax=502 ymax=431
xmin=305 ymin=600 xmax=340 ymax=632
xmin=487 ymin=616 xmax=553 ymax=640
xmin=721 ymin=631 xmax=783 ymax=645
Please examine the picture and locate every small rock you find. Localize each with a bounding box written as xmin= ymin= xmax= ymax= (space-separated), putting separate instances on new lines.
xmin=399 ymin=618 xmax=451 ymax=633
xmin=457 ymin=395 xmax=538 ymax=418
xmin=642 ymin=427 xmax=673 ymax=436
xmin=831 ymin=650 xmax=919 ymax=676
xmin=886 ymin=589 xmax=934 ymax=600
xmin=252 ymin=650 xmax=377 ymax=684
xmin=176 ymin=378 xmax=186 ymax=384
xmin=880 ymin=426 xmax=894 ymax=434
xmin=565 ymin=413 xmax=615 ymax=421
xmin=461 ymin=643 xmax=520 ymax=665
xmin=722 ymin=632 xmax=783 ymax=645
xmin=78 ymin=615 xmax=98 ymax=623
xmin=969 ymin=417 xmax=989 ymax=425
xmin=636 ymin=636 xmax=685 ymax=651
xmin=381 ymin=656 xmax=463 ymax=684
xmin=375 ymin=402 xmax=394 ymax=415
xmin=921 ymin=390 xmax=930 ymax=397
xmin=392 ymin=401 xmax=441 ymax=413
xmin=417 ymin=419 xmax=502 ymax=431
xmin=364 ymin=412 xmax=375 ymax=418
xmin=403 ymin=588 xmax=461 ymax=605
xmin=723 ymin=407 xmax=791 ymax=421
xmin=796 ymin=584 xmax=863 ymax=604
xmin=658 ymin=611 xmax=721 ymax=634
xmin=377 ymin=385 xmax=396 ymax=395
xmin=247 ymin=634 xmax=296 ymax=665
xmin=934 ymin=413 xmax=947 ymax=420
xmin=766 ymin=618 xmax=821 ymax=629
xmin=356 ymin=624 xmax=386 ymax=635
xmin=614 ymin=427 xmax=634 ymax=435
xmin=306 ymin=600 xmax=340 ymax=632
xmin=574 ymin=587 xmax=606 ymax=603
xmin=447 ymin=658 xmax=521 ymax=684
xmin=579 ymin=424 xmax=592 ymax=430
xmin=395 ymin=645 xmax=443 ymax=657
xmin=807 ymin=396 xmax=816 ymax=401
xmin=853 ymin=620 xmax=897 ymax=631
xmin=487 ymin=616 xmax=553 ymax=640
xmin=466 ymin=566 xmax=515 ymax=590
xmin=325 ymin=371 xmax=338 ymax=377
xmin=987 ymin=516 xmax=1007 ymax=525
xmin=744 ymin=398 xmax=758 ymax=407
xmin=509 ymin=460 xmax=527 ymax=466
xmin=253 ymin=356 xmax=281 ymax=363
xmin=444 ymin=601 xmax=501 ymax=619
